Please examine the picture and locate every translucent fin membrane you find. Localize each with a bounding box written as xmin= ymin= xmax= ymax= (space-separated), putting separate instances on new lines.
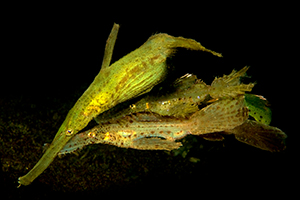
xmin=228 ymin=120 xmax=287 ymax=152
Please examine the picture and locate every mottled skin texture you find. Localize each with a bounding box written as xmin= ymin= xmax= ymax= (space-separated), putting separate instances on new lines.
xmin=18 ymin=25 xmax=222 ymax=186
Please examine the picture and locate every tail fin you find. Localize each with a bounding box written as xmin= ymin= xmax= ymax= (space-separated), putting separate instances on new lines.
xmin=228 ymin=120 xmax=287 ymax=152
xmin=190 ymin=95 xmax=248 ymax=134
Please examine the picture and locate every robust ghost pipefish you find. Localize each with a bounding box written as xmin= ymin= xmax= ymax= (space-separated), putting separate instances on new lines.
xmin=18 ymin=23 xmax=222 ymax=186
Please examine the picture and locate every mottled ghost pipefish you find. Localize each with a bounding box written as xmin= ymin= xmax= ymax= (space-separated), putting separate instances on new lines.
xmin=18 ymin=23 xmax=222 ymax=186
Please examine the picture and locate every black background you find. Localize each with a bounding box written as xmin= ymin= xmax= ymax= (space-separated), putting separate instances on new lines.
xmin=0 ymin=4 xmax=296 ymax=199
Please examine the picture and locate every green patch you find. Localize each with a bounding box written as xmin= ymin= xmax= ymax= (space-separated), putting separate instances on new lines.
xmin=245 ymin=93 xmax=272 ymax=125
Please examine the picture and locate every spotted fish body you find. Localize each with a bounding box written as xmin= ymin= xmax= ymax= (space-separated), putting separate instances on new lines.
xmin=60 ymin=113 xmax=187 ymax=153
xmin=59 ymin=96 xmax=248 ymax=154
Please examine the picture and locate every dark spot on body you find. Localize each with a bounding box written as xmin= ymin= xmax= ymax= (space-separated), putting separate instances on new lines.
xmin=149 ymin=55 xmax=161 ymax=65
xmin=142 ymin=61 xmax=147 ymax=67
xmin=128 ymin=65 xmax=141 ymax=75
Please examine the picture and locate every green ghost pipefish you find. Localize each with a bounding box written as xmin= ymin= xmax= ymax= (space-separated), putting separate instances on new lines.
xmin=18 ymin=23 xmax=222 ymax=186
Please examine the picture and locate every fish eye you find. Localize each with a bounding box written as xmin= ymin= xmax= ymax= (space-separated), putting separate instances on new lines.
xmin=66 ymin=129 xmax=73 ymax=135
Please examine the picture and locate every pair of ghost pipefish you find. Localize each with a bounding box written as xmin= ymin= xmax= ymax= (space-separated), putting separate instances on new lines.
xmin=59 ymin=67 xmax=286 ymax=155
